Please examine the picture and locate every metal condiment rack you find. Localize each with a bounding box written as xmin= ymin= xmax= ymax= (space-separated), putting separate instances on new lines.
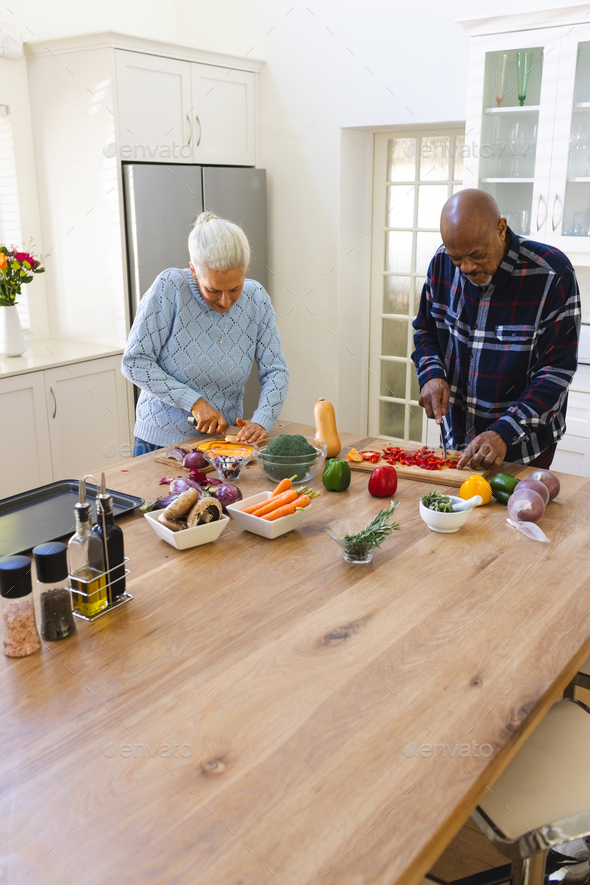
xmin=70 ymin=557 xmax=132 ymax=622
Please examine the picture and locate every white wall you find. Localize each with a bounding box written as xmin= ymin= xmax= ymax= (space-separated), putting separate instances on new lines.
xmin=0 ymin=39 xmax=48 ymax=337
xmin=13 ymin=0 xmax=582 ymax=429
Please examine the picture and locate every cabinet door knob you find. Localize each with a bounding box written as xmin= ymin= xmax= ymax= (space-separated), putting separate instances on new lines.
xmin=50 ymin=386 xmax=57 ymax=419
xmin=185 ymin=112 xmax=192 ymax=146
xmin=536 ymin=194 xmax=547 ymax=231
xmin=195 ymin=115 xmax=202 ymax=148
xmin=551 ymin=194 xmax=563 ymax=232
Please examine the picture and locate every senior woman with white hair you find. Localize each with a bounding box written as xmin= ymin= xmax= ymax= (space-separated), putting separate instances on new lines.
xmin=121 ymin=211 xmax=289 ymax=455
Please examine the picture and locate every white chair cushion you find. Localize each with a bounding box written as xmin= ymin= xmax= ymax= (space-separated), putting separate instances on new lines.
xmin=479 ymin=700 xmax=590 ymax=840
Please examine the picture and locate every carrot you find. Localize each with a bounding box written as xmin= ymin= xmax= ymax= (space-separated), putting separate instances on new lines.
xmin=262 ymin=495 xmax=312 ymax=521
xmin=250 ymin=489 xmax=299 ymax=517
xmin=270 ymin=475 xmax=297 ymax=497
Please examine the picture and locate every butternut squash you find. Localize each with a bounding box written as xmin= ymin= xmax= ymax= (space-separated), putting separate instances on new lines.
xmin=314 ymin=397 xmax=341 ymax=457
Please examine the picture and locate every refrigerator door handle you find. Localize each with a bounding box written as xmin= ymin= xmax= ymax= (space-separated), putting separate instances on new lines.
xmin=195 ymin=115 xmax=202 ymax=147
xmin=185 ymin=112 xmax=192 ymax=146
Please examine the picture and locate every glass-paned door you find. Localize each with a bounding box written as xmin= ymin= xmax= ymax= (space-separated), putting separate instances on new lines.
xmin=369 ymin=128 xmax=464 ymax=442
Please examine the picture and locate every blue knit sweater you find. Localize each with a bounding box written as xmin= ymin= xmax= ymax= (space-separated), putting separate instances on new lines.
xmin=121 ymin=268 xmax=289 ymax=447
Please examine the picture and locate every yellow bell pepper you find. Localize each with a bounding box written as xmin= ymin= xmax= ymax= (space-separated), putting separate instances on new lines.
xmin=459 ymin=474 xmax=492 ymax=505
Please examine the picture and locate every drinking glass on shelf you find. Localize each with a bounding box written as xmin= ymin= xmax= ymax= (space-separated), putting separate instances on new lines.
xmin=494 ymin=54 xmax=508 ymax=107
xmin=516 ymin=51 xmax=534 ymax=106
xmin=510 ymin=120 xmax=528 ymax=177
xmin=519 ymin=210 xmax=530 ymax=235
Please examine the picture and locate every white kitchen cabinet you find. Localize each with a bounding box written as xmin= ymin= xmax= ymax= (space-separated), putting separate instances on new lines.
xmin=114 ymin=50 xmax=256 ymax=167
xmin=190 ymin=63 xmax=255 ymax=165
xmin=0 ymin=372 xmax=53 ymax=497
xmin=552 ymin=434 xmax=590 ymax=476
xmin=115 ymin=50 xmax=193 ymax=163
xmin=462 ymin=10 xmax=590 ymax=262
xmin=44 ymin=356 xmax=130 ymax=481
xmin=0 ymin=355 xmax=132 ymax=498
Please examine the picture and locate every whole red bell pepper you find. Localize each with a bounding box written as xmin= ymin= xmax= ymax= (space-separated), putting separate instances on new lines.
xmin=368 ymin=465 xmax=398 ymax=497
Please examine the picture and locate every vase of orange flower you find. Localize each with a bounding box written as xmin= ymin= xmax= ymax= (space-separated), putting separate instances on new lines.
xmin=0 ymin=246 xmax=45 ymax=356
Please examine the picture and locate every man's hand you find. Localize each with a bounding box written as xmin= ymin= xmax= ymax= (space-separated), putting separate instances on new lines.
xmin=190 ymin=398 xmax=227 ymax=435
xmin=456 ymin=431 xmax=507 ymax=471
xmin=419 ymin=378 xmax=450 ymax=425
xmin=236 ymin=420 xmax=267 ymax=444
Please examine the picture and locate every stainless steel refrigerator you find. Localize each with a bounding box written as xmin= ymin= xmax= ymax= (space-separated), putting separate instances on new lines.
xmin=123 ymin=163 xmax=267 ymax=419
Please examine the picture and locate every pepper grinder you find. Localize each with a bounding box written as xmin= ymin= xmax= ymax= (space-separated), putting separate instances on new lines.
xmin=0 ymin=555 xmax=41 ymax=657
xmin=32 ymin=542 xmax=76 ymax=641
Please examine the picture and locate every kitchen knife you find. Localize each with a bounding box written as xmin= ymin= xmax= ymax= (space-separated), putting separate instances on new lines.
xmin=440 ymin=425 xmax=447 ymax=459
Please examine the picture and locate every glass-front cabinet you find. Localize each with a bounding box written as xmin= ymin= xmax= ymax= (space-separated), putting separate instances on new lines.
xmin=464 ymin=18 xmax=590 ymax=260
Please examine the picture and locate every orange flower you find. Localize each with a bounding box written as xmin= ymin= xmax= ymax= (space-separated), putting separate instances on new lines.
xmin=0 ymin=253 xmax=6 ymax=270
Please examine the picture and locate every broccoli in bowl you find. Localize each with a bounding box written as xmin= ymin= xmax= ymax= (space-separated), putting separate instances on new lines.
xmin=254 ymin=434 xmax=327 ymax=482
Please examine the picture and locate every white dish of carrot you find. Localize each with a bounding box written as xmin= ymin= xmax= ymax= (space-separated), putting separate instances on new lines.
xmin=226 ymin=478 xmax=317 ymax=539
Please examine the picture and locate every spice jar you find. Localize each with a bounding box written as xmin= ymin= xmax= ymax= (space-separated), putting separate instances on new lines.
xmin=32 ymin=542 xmax=76 ymax=641
xmin=0 ymin=555 xmax=41 ymax=658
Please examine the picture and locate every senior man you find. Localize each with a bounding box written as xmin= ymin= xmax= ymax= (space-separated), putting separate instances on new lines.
xmin=412 ymin=189 xmax=580 ymax=471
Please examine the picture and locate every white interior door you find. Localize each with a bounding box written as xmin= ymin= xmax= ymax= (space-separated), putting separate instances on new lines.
xmin=191 ymin=63 xmax=255 ymax=166
xmin=0 ymin=372 xmax=53 ymax=497
xmin=44 ymin=356 xmax=131 ymax=480
xmin=115 ymin=50 xmax=193 ymax=162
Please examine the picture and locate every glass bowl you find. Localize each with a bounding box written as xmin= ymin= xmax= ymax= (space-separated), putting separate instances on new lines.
xmin=326 ymin=517 xmax=384 ymax=564
xmin=254 ymin=437 xmax=327 ymax=484
xmin=203 ymin=447 xmax=253 ymax=482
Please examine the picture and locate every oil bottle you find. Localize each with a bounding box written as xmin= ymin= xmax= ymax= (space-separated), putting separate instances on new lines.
xmin=93 ymin=473 xmax=126 ymax=603
xmin=68 ymin=478 xmax=108 ymax=617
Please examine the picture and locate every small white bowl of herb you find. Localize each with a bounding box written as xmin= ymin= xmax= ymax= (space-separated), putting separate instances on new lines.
xmin=326 ymin=501 xmax=400 ymax=563
xmin=419 ymin=490 xmax=476 ymax=533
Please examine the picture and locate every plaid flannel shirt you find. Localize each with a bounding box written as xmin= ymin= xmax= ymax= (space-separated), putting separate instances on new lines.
xmin=411 ymin=229 xmax=581 ymax=464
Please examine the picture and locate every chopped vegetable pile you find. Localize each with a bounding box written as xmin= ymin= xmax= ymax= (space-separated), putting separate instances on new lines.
xmin=421 ymin=490 xmax=453 ymax=512
xmin=347 ymin=446 xmax=459 ymax=471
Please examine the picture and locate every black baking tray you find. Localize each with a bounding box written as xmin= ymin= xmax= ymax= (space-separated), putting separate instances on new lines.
xmin=0 ymin=480 xmax=144 ymax=558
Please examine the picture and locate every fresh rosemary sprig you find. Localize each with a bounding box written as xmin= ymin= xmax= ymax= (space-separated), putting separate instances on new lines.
xmin=421 ymin=490 xmax=453 ymax=512
xmin=343 ymin=500 xmax=400 ymax=560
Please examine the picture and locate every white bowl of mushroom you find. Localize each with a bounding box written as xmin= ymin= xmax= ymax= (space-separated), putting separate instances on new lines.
xmin=143 ymin=487 xmax=229 ymax=550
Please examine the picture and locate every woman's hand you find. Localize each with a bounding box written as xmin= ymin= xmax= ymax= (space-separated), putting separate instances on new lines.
xmin=190 ymin=398 xmax=228 ymax=435
xmin=236 ymin=420 xmax=268 ymax=444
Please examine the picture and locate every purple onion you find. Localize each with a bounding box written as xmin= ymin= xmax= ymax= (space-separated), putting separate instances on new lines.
xmin=165 ymin=446 xmax=189 ymax=462
xmin=170 ymin=476 xmax=203 ymax=495
xmin=210 ymin=483 xmax=242 ymax=512
xmin=183 ymin=450 xmax=208 ymax=470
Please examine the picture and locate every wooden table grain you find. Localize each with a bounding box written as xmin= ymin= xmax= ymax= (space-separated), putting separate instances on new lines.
xmin=3 ymin=420 xmax=590 ymax=885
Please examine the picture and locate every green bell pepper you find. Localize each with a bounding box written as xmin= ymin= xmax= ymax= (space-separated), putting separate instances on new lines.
xmin=489 ymin=472 xmax=520 ymax=504
xmin=322 ymin=458 xmax=351 ymax=492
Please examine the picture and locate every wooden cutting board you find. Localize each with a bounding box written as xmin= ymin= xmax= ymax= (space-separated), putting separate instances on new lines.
xmin=346 ymin=438 xmax=489 ymax=487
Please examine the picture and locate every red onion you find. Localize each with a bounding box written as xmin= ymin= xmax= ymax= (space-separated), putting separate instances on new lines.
xmin=529 ymin=469 xmax=560 ymax=501
xmin=515 ymin=477 xmax=550 ymax=506
xmin=170 ymin=476 xmax=203 ymax=495
xmin=209 ymin=482 xmax=242 ymax=512
xmin=183 ymin=450 xmax=208 ymax=470
xmin=508 ymin=488 xmax=546 ymax=523
xmin=165 ymin=447 xmax=189 ymax=462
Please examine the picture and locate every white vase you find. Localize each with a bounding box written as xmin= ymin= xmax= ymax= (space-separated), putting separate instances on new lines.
xmin=0 ymin=304 xmax=26 ymax=357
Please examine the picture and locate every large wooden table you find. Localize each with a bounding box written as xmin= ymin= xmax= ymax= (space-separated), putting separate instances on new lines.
xmin=3 ymin=420 xmax=590 ymax=885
